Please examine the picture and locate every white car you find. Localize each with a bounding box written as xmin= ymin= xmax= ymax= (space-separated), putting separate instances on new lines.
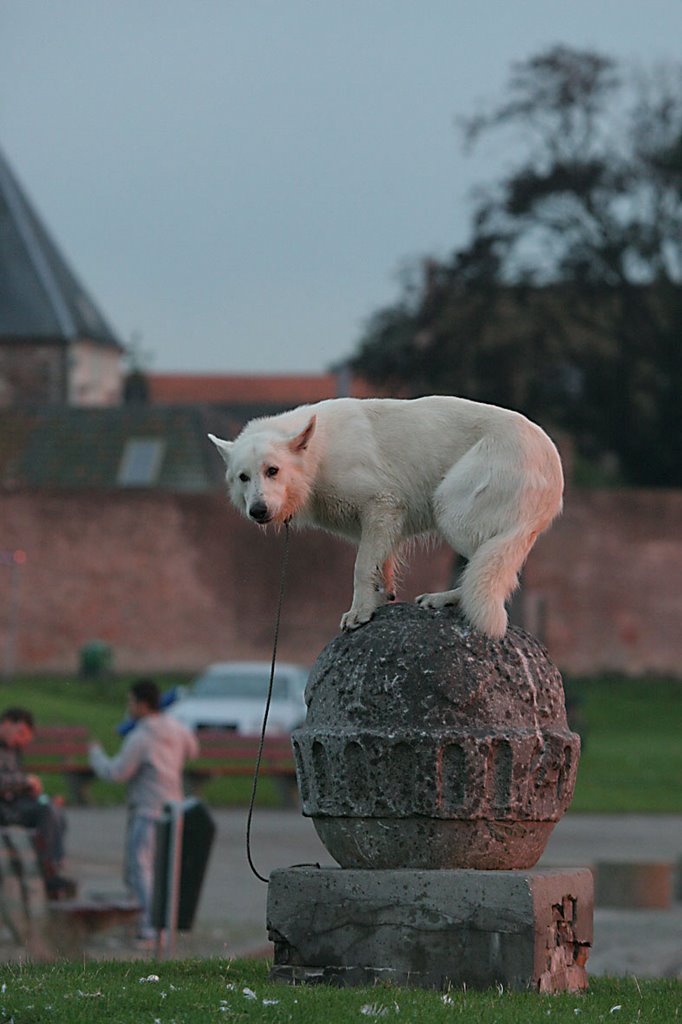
xmin=165 ymin=661 xmax=309 ymax=734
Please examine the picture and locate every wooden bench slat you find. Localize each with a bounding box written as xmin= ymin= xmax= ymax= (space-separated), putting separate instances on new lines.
xmin=26 ymin=762 xmax=93 ymax=775
xmin=33 ymin=726 xmax=89 ymax=737
xmin=22 ymin=725 xmax=299 ymax=806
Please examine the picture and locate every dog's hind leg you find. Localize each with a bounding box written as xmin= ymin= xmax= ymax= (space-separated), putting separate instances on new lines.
xmin=415 ymin=438 xmax=532 ymax=637
xmin=457 ymin=529 xmax=536 ymax=638
xmin=416 ymin=585 xmax=463 ymax=611
xmin=417 ymin=529 xmax=534 ymax=637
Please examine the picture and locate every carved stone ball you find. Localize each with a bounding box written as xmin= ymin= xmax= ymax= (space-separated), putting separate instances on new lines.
xmin=292 ymin=603 xmax=580 ymax=870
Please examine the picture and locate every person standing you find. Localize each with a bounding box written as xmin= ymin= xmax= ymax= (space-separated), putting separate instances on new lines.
xmin=88 ymin=679 xmax=198 ymax=942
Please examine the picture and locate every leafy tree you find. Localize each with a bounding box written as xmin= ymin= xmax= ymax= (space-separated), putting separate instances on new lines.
xmin=349 ymin=47 xmax=682 ymax=486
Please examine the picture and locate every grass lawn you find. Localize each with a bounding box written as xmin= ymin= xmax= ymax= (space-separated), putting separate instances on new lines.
xmin=1 ymin=673 xmax=680 ymax=812
xmin=565 ymin=676 xmax=682 ymax=813
xmin=0 ymin=959 xmax=678 ymax=1024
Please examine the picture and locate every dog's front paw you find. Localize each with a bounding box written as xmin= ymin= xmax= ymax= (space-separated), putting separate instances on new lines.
xmin=340 ymin=606 xmax=375 ymax=631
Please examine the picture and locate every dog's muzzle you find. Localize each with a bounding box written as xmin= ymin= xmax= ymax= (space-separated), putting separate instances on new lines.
xmin=249 ymin=501 xmax=271 ymax=524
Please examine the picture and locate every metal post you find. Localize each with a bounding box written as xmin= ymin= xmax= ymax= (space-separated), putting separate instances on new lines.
xmin=156 ymin=801 xmax=184 ymax=960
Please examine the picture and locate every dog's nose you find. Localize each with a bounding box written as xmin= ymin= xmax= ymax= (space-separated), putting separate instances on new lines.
xmin=249 ymin=501 xmax=270 ymax=523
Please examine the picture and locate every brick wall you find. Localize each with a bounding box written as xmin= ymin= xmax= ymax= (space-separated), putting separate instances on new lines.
xmin=0 ymin=489 xmax=680 ymax=676
xmin=523 ymin=489 xmax=682 ymax=676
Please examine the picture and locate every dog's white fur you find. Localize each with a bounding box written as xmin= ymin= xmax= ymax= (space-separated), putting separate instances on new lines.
xmin=209 ymin=396 xmax=563 ymax=638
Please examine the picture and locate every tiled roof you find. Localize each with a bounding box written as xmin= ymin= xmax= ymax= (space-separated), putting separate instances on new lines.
xmin=148 ymin=372 xmax=379 ymax=405
xmin=0 ymin=405 xmax=261 ymax=492
xmin=0 ymin=147 xmax=122 ymax=348
xmin=0 ymin=378 xmax=390 ymax=491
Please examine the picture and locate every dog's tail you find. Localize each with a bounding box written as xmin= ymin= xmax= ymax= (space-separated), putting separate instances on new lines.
xmin=459 ymin=529 xmax=536 ymax=639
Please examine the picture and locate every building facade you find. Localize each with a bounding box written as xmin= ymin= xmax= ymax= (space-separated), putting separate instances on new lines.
xmin=0 ymin=147 xmax=124 ymax=407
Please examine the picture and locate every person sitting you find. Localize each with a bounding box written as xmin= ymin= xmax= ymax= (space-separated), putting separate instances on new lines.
xmin=0 ymin=707 xmax=76 ymax=900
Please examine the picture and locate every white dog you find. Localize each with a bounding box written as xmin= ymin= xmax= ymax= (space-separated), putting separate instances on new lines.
xmin=209 ymin=396 xmax=563 ymax=639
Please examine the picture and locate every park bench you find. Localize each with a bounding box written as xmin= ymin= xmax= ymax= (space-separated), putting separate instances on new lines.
xmin=47 ymin=895 xmax=142 ymax=957
xmin=23 ymin=725 xmax=300 ymax=808
xmin=185 ymin=731 xmax=299 ymax=807
xmin=0 ymin=825 xmax=140 ymax=958
xmin=24 ymin=725 xmax=94 ymax=805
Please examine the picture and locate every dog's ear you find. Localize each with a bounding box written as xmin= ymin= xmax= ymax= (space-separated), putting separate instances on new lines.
xmin=208 ymin=433 xmax=233 ymax=466
xmin=287 ymin=415 xmax=316 ymax=453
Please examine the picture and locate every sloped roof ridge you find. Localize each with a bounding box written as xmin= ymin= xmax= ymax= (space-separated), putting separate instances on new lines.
xmin=0 ymin=146 xmax=122 ymax=347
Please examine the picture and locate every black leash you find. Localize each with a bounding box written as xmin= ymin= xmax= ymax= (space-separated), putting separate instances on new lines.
xmin=246 ymin=521 xmax=290 ymax=883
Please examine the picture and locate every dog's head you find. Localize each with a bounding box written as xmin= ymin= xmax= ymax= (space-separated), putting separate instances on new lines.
xmin=208 ymin=415 xmax=316 ymax=526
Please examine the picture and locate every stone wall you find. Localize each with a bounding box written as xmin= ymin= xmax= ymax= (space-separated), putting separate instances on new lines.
xmin=0 ymin=488 xmax=679 ymax=676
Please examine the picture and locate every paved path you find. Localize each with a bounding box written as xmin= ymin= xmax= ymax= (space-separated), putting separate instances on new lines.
xmin=44 ymin=809 xmax=682 ymax=978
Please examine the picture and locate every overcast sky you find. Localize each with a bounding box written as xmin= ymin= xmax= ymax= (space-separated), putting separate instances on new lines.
xmin=1 ymin=2 xmax=681 ymax=375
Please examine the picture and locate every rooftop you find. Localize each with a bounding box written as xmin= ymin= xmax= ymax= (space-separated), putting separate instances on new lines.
xmin=148 ymin=372 xmax=378 ymax=405
xmin=0 ymin=147 xmax=122 ymax=348
xmin=0 ymin=404 xmax=268 ymax=492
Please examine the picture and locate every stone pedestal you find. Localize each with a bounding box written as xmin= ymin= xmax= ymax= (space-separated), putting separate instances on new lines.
xmin=271 ymin=604 xmax=593 ymax=993
xmin=268 ymin=866 xmax=593 ymax=993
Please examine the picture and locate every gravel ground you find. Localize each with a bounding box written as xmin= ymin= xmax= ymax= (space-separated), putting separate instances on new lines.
xmin=3 ymin=808 xmax=680 ymax=978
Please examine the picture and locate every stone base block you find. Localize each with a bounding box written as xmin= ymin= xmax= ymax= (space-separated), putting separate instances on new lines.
xmin=267 ymin=866 xmax=593 ymax=993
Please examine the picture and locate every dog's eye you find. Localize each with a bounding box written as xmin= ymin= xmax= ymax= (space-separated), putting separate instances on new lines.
xmin=265 ymin=466 xmax=279 ymax=478
xmin=238 ymin=472 xmax=250 ymax=483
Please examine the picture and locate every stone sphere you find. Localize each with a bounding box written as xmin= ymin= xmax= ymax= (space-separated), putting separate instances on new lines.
xmin=291 ymin=603 xmax=579 ymax=870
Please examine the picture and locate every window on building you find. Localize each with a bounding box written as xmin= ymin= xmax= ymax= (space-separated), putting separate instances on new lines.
xmin=118 ymin=437 xmax=165 ymax=486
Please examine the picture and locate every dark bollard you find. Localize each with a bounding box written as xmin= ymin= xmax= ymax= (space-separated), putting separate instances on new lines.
xmin=152 ymin=798 xmax=216 ymax=955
